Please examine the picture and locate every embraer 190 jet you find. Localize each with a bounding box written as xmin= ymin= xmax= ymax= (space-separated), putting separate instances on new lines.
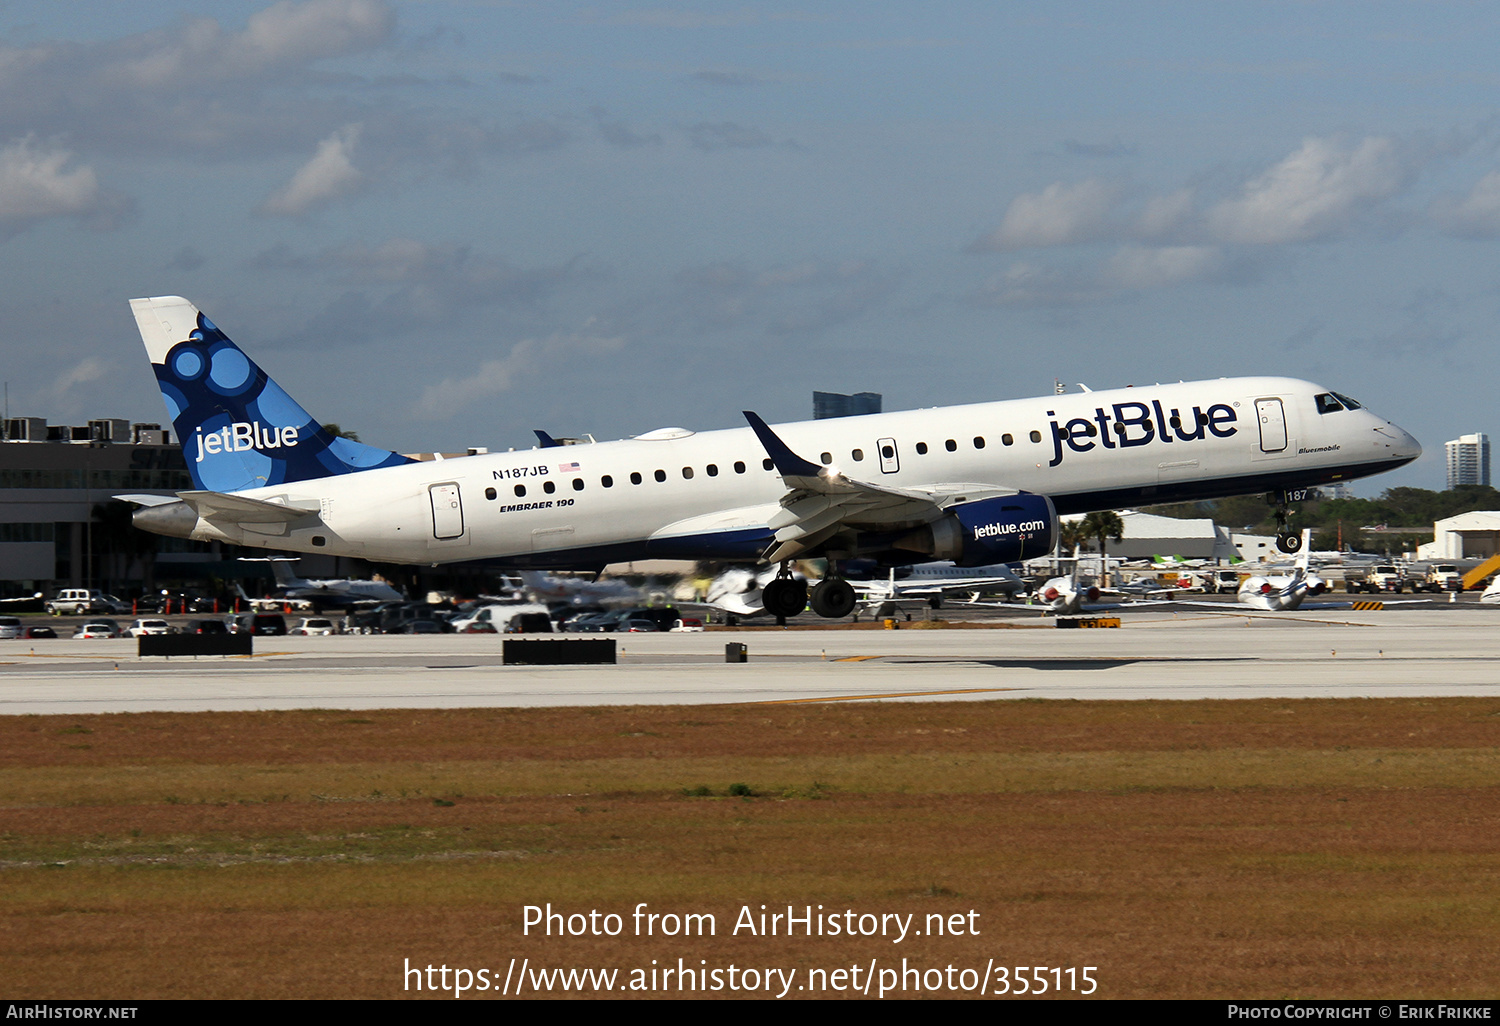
xmin=121 ymin=296 xmax=1421 ymax=620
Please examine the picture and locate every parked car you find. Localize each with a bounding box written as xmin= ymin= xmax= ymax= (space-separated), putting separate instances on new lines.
xmin=0 ymin=616 xmax=21 ymax=640
xmin=126 ymin=619 xmax=173 ymax=637
xmin=183 ymin=619 xmax=230 ymax=635
xmin=20 ymin=626 xmax=57 ymax=639
xmin=231 ymin=613 xmax=287 ymax=636
xmin=504 ymin=612 xmax=555 ymax=633
xmin=668 ymin=617 xmax=705 ymax=632
xmin=392 ymin=619 xmax=442 ymax=634
xmin=72 ymin=621 xmax=123 ymax=639
xmin=46 ymin=589 xmax=111 ymax=616
xmin=290 ymin=617 xmax=338 ymax=636
xmin=620 ymin=618 xmax=661 ymax=632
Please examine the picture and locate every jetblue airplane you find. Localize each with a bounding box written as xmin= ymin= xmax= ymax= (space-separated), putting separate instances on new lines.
xmin=122 ymin=296 xmax=1421 ymax=619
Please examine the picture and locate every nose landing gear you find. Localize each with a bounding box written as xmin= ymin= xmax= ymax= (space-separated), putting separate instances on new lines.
xmin=1271 ymin=488 xmax=1311 ymax=553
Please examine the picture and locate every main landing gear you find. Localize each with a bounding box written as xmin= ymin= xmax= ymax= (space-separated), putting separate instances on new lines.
xmin=760 ymin=563 xmax=858 ymax=619
xmin=761 ymin=568 xmax=807 ymax=619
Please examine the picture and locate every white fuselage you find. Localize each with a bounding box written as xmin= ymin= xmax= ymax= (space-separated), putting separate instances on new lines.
xmin=162 ymin=376 xmax=1420 ymax=568
xmin=1236 ymin=571 xmax=1327 ymax=611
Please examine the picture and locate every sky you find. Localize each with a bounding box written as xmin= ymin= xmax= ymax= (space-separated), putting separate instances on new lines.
xmin=1 ymin=1 xmax=1497 ymax=493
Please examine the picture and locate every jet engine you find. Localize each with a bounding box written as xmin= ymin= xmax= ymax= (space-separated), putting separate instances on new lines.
xmin=895 ymin=494 xmax=1058 ymax=567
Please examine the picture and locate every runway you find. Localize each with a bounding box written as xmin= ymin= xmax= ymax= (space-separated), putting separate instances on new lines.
xmin=3 ymin=606 xmax=1498 ymax=714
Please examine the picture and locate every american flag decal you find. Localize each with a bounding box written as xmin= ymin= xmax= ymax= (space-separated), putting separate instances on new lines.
xmin=560 ymin=462 xmax=580 ymax=472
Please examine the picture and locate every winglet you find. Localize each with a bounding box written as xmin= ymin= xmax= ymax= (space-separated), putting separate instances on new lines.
xmin=742 ymin=412 xmax=824 ymax=478
xmin=534 ymin=430 xmax=562 ymax=448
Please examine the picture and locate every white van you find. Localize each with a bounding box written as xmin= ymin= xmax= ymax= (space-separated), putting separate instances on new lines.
xmin=45 ymin=589 xmax=109 ymax=615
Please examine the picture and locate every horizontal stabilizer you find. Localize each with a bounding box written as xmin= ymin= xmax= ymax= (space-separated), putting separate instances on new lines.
xmin=113 ymin=493 xmax=180 ymax=507
xmin=178 ymin=490 xmax=320 ymax=524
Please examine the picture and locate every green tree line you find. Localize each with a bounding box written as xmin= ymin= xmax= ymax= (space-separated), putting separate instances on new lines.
xmin=1143 ymin=485 xmax=1500 ymax=552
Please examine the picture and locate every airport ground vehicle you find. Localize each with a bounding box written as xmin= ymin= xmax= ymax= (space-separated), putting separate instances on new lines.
xmin=1348 ymin=564 xmax=1411 ymax=594
xmin=46 ymin=589 xmax=111 ymax=616
xmin=1417 ymin=564 xmax=1463 ymax=593
xmin=1204 ymin=569 xmax=1244 ymax=594
xmin=669 ymin=617 xmax=705 ymax=632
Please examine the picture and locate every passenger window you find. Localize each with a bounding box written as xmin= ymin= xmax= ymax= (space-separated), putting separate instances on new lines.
xmin=630 ymin=472 xmax=642 ymax=485
xmin=734 ymin=461 xmax=746 ymax=474
xmin=916 ymin=442 xmax=928 ymax=455
xmin=514 ymin=484 xmax=526 ymax=497
xmin=763 ymin=458 xmax=774 ymax=471
xmin=602 ymin=475 xmax=614 ymax=488
xmin=973 ymin=436 xmax=985 ymax=449
xmin=572 ymin=478 xmax=584 ymax=491
xmin=852 ymin=449 xmax=864 ymax=461
xmin=485 ymin=487 xmax=497 ymax=500
xmin=707 ymin=464 xmax=719 ymax=477
xmin=1029 ymin=430 xmax=1041 ymax=443
xmin=682 ymin=467 xmax=694 ymax=479
xmin=1001 ymin=434 xmax=1013 ymax=446
xmin=881 ymin=445 xmax=894 ymax=459
xmin=543 ymin=481 xmax=556 ymax=494
xmin=654 ymin=469 xmax=666 ymax=482
xmin=820 ymin=452 xmax=832 ymax=465
xmin=945 ymin=439 xmax=957 ymax=452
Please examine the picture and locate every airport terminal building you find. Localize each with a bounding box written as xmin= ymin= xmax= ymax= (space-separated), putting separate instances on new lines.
xmin=0 ymin=418 xmax=190 ymax=590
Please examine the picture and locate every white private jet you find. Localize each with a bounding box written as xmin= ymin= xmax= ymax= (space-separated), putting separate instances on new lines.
xmin=120 ymin=296 xmax=1421 ymax=620
xmin=1233 ymin=532 xmax=1328 ymax=611
xmin=852 ymin=562 xmax=1025 ymax=615
xmin=239 ymin=556 xmax=403 ymax=609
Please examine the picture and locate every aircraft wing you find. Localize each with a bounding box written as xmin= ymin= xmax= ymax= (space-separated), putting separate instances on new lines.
xmin=177 ymin=491 xmax=321 ymax=524
xmin=743 ymin=412 xmax=1018 ymax=563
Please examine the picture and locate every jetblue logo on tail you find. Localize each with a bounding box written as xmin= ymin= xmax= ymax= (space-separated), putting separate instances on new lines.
xmin=195 ymin=422 xmax=299 ymax=463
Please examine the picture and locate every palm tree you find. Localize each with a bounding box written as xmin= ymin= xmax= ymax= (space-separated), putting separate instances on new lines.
xmin=1081 ymin=510 xmax=1125 ymax=585
xmin=1058 ymin=519 xmax=1088 ymax=557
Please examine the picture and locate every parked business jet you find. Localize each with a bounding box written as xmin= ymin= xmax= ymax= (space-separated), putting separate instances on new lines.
xmin=121 ymin=296 xmax=1421 ymax=620
xmin=852 ymin=562 xmax=1025 ymax=614
xmin=1233 ymin=532 xmax=1327 ymax=611
xmin=239 ymin=556 xmax=403 ymax=608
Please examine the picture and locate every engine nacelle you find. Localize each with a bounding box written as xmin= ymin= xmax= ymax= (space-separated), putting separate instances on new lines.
xmin=897 ymin=494 xmax=1058 ymax=567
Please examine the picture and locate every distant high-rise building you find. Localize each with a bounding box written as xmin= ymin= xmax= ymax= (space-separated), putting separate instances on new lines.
xmin=813 ymin=391 xmax=882 ymax=420
xmin=1446 ymin=433 xmax=1491 ymax=489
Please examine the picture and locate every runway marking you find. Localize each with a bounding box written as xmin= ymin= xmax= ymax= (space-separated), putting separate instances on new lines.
xmin=753 ymin=687 xmax=1024 ymax=705
xmin=833 ymin=655 xmax=882 ymax=662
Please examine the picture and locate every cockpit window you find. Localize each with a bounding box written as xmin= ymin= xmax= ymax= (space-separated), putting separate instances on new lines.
xmin=1314 ymin=393 xmax=1344 ymax=414
xmin=1330 ymin=391 xmax=1362 ymax=410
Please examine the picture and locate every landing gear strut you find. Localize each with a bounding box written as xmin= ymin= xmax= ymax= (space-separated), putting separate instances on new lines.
xmin=1271 ymin=488 xmax=1309 ymax=553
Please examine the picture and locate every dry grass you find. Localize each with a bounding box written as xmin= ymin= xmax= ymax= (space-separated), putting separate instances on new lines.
xmin=2 ymin=698 xmax=1498 ymax=999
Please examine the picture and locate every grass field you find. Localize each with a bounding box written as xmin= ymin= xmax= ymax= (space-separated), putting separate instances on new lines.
xmin=2 ymin=698 xmax=1498 ymax=999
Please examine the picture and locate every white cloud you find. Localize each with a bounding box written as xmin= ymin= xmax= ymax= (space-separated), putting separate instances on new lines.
xmin=413 ymin=331 xmax=625 ymax=417
xmin=260 ymin=124 xmax=363 ymax=217
xmin=1104 ymin=245 xmax=1223 ymax=289
xmin=1430 ymin=170 xmax=1500 ymax=239
xmin=0 ymin=137 xmax=100 ymax=222
xmin=971 ymin=179 xmax=1121 ymax=251
xmin=1206 ymin=135 xmax=1410 ymax=245
xmin=110 ymin=0 xmax=393 ymax=88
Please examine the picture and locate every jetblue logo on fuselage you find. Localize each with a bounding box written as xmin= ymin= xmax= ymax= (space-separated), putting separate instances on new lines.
xmin=195 ymin=422 xmax=299 ymax=463
xmin=1047 ymin=400 xmax=1237 ymax=468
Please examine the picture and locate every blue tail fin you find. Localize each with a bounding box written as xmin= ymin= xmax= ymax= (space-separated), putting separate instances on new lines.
xmin=130 ymin=296 xmax=414 ymax=493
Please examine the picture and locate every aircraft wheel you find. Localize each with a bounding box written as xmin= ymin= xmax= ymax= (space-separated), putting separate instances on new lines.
xmin=1276 ymin=532 xmax=1302 ymax=554
xmin=810 ymin=579 xmax=857 ymax=618
xmin=761 ymin=578 xmax=807 ymax=618
xmin=928 ymin=597 xmax=943 ymax=609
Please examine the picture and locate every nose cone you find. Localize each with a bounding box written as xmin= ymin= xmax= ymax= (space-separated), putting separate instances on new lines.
xmin=1370 ymin=413 xmax=1422 ymax=465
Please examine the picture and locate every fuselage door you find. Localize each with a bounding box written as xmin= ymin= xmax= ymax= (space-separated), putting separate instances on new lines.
xmin=1255 ymin=398 xmax=1287 ymax=453
xmin=429 ymin=482 xmax=465 ymax=539
xmin=877 ymin=437 xmax=900 ymax=474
